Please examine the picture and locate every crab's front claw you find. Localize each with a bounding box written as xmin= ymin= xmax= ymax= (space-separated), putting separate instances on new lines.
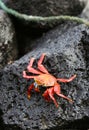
xmin=43 ymin=87 xmax=59 ymax=107
xmin=27 ymin=93 xmax=31 ymax=100
xmin=27 ymin=89 xmax=31 ymax=100
xmin=42 ymin=93 xmax=51 ymax=102
xmin=27 ymin=83 xmax=34 ymax=100
xmin=35 ymin=88 xmax=40 ymax=93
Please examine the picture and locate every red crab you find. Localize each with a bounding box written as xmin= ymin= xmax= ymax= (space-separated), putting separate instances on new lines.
xmin=23 ymin=53 xmax=76 ymax=107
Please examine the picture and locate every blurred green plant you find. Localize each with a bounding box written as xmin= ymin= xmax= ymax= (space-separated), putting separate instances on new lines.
xmin=0 ymin=0 xmax=89 ymax=26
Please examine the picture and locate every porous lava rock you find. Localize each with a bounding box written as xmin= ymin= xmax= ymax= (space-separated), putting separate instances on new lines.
xmin=0 ymin=10 xmax=18 ymax=70
xmin=0 ymin=22 xmax=89 ymax=130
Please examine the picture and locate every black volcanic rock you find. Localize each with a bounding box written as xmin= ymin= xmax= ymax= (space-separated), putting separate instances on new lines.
xmin=4 ymin=0 xmax=84 ymax=16
xmin=0 ymin=22 xmax=89 ymax=130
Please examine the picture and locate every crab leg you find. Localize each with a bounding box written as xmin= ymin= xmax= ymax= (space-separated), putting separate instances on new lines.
xmin=23 ymin=71 xmax=38 ymax=79
xmin=54 ymin=84 xmax=73 ymax=103
xmin=42 ymin=90 xmax=51 ymax=102
xmin=57 ymin=93 xmax=73 ymax=103
xmin=57 ymin=74 xmax=76 ymax=83
xmin=27 ymin=58 xmax=42 ymax=74
xmin=38 ymin=53 xmax=49 ymax=74
xmin=48 ymin=87 xmax=59 ymax=107
xmin=43 ymin=87 xmax=59 ymax=107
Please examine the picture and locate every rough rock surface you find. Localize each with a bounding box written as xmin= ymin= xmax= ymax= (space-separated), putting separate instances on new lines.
xmin=0 ymin=22 xmax=89 ymax=130
xmin=4 ymin=0 xmax=84 ymax=16
xmin=0 ymin=10 xmax=18 ymax=70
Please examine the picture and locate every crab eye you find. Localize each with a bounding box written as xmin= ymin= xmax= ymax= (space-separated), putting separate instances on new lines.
xmin=34 ymin=82 xmax=38 ymax=88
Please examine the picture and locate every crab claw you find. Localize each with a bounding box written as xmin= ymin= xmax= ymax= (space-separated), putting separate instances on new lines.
xmin=43 ymin=82 xmax=74 ymax=107
xmin=27 ymin=83 xmax=34 ymax=99
xmin=42 ymin=92 xmax=51 ymax=102
xmin=27 ymin=94 xmax=31 ymax=100
xmin=34 ymin=87 xmax=40 ymax=92
xmin=43 ymin=87 xmax=59 ymax=107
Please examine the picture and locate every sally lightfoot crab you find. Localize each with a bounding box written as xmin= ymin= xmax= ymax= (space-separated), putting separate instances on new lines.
xmin=23 ymin=54 xmax=76 ymax=107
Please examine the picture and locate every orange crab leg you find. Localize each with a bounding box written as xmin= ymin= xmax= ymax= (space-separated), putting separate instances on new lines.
xmin=48 ymin=87 xmax=59 ymax=107
xmin=43 ymin=83 xmax=73 ymax=107
xmin=42 ymin=90 xmax=51 ymax=102
xmin=27 ymin=58 xmax=42 ymax=74
xmin=38 ymin=53 xmax=49 ymax=74
xmin=54 ymin=83 xmax=73 ymax=103
xmin=57 ymin=74 xmax=76 ymax=83
xmin=23 ymin=71 xmax=38 ymax=79
xmin=43 ymin=87 xmax=59 ymax=107
xmin=57 ymin=93 xmax=73 ymax=103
